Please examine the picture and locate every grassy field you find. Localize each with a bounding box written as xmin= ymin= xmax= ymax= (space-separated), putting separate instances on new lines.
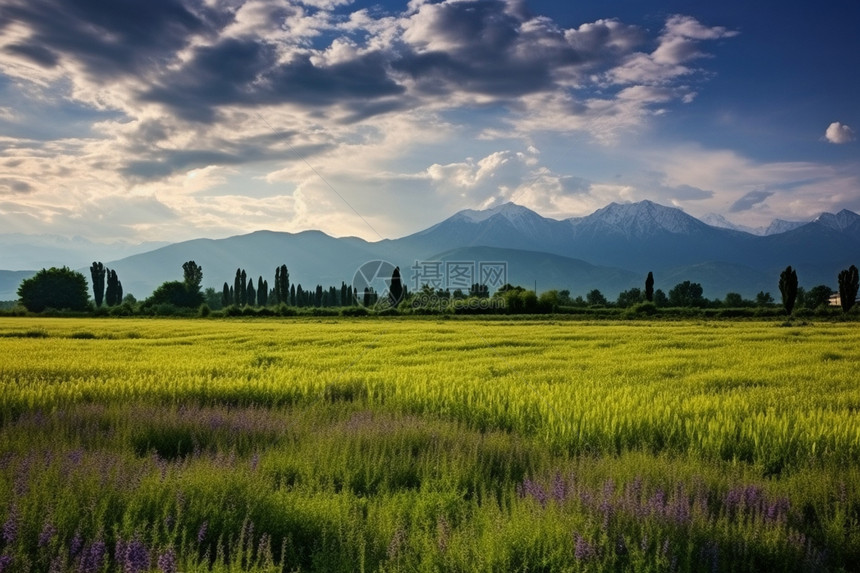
xmin=0 ymin=317 xmax=858 ymax=571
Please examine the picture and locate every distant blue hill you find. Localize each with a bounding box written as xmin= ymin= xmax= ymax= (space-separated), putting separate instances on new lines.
xmin=2 ymin=201 xmax=859 ymax=301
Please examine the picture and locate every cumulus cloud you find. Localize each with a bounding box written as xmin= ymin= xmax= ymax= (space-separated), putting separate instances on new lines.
xmin=825 ymin=122 xmax=856 ymax=144
xmin=0 ymin=0 xmax=746 ymax=243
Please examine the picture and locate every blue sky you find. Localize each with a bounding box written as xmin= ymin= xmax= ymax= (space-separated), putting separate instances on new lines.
xmin=0 ymin=0 xmax=858 ymax=247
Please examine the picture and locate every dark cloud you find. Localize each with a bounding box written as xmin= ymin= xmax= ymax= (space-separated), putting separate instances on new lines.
xmin=0 ymin=178 xmax=33 ymax=194
xmin=3 ymin=43 xmax=59 ymax=67
xmin=671 ymin=184 xmax=713 ymax=200
xmin=559 ymin=175 xmax=591 ymax=194
xmin=394 ymin=0 xmax=586 ymax=97
xmin=729 ymin=190 xmax=773 ymax=212
xmin=1 ymin=0 xmax=225 ymax=78
xmin=141 ymin=38 xmax=405 ymax=122
xmin=120 ymin=139 xmax=334 ymax=182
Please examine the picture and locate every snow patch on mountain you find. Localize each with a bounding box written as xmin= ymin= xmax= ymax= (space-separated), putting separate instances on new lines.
xmin=814 ymin=210 xmax=860 ymax=232
xmin=574 ymin=200 xmax=704 ymax=236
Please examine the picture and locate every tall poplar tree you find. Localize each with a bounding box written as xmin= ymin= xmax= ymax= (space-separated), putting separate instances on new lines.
xmin=90 ymin=262 xmax=106 ymax=307
xmin=247 ymin=278 xmax=256 ymax=307
xmin=645 ymin=271 xmax=654 ymax=303
xmin=779 ymin=265 xmax=798 ymax=315
xmin=838 ymin=265 xmax=859 ymax=313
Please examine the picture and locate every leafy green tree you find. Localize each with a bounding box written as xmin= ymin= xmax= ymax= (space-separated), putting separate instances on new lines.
xmin=90 ymin=262 xmax=106 ymax=307
xmin=756 ymin=291 xmax=774 ymax=307
xmin=469 ymin=283 xmax=489 ymax=298
xmin=183 ymin=261 xmax=203 ymax=293
xmin=653 ymin=289 xmax=668 ymax=307
xmin=779 ymin=265 xmax=798 ymax=314
xmin=144 ymin=262 xmax=205 ymax=309
xmin=804 ymin=284 xmax=834 ymax=309
xmin=838 ymin=264 xmax=859 ymax=313
xmin=645 ymin=271 xmax=654 ymax=302
xmin=204 ymin=287 xmax=222 ymax=310
xmin=668 ymin=281 xmax=705 ymax=307
xmin=144 ymin=282 xmax=201 ymax=309
xmin=616 ymin=287 xmax=643 ymax=308
xmin=18 ymin=266 xmax=90 ymax=313
xmin=538 ymin=289 xmax=563 ymax=309
xmin=586 ymin=289 xmax=608 ymax=306
xmin=723 ymin=292 xmax=745 ymax=308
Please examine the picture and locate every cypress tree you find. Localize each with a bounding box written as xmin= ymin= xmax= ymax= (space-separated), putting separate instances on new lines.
xmin=389 ymin=266 xmax=404 ymax=307
xmin=779 ymin=265 xmax=798 ymax=315
xmin=222 ymin=282 xmax=231 ymax=307
xmin=645 ymin=271 xmax=654 ymax=303
xmin=279 ymin=265 xmax=289 ymax=304
xmin=838 ymin=265 xmax=859 ymax=313
xmin=234 ymin=269 xmax=242 ymax=307
xmin=247 ymin=278 xmax=256 ymax=307
xmin=90 ymin=262 xmax=106 ymax=307
xmin=105 ymin=269 xmax=121 ymax=306
xmin=290 ymin=284 xmax=296 ymax=306
xmin=261 ymin=278 xmax=268 ymax=306
xmin=240 ymin=270 xmax=247 ymax=306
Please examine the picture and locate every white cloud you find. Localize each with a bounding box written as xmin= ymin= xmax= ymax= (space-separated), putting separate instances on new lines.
xmin=825 ymin=122 xmax=856 ymax=144
xmin=0 ymin=1 xmax=759 ymax=247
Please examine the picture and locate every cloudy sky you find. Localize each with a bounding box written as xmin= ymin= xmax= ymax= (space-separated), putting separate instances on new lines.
xmin=0 ymin=0 xmax=858 ymax=247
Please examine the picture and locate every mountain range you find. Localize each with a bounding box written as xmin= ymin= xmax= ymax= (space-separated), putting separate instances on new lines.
xmin=2 ymin=200 xmax=859 ymax=301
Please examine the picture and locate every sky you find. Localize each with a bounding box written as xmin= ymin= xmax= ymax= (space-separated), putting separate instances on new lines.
xmin=0 ymin=0 xmax=858 ymax=248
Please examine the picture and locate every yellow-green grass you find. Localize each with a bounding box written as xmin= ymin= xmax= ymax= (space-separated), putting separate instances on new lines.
xmin=1 ymin=317 xmax=859 ymax=571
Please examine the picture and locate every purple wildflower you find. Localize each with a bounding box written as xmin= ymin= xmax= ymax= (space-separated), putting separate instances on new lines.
xmin=765 ymin=497 xmax=790 ymax=524
xmin=81 ymin=540 xmax=106 ymax=573
xmin=2 ymin=507 xmax=17 ymax=544
xmin=196 ymin=521 xmax=208 ymax=544
xmin=0 ymin=555 xmax=12 ymax=572
xmin=157 ymin=548 xmax=178 ymax=573
xmin=70 ymin=531 xmax=84 ymax=558
xmin=519 ymin=478 xmax=548 ymax=508
xmin=39 ymin=521 xmax=57 ymax=547
xmin=551 ymin=472 xmax=567 ymax=502
xmin=649 ymin=488 xmax=666 ymax=516
xmin=573 ymin=533 xmax=596 ymax=561
xmin=123 ymin=537 xmax=150 ymax=573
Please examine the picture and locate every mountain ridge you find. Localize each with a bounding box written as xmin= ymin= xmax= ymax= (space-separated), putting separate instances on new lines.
xmin=2 ymin=200 xmax=859 ymax=301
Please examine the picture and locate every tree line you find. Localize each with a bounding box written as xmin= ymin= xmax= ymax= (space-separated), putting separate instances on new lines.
xmin=10 ymin=260 xmax=860 ymax=317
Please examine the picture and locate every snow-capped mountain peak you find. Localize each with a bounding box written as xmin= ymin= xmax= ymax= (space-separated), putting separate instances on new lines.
xmin=814 ymin=209 xmax=860 ymax=232
xmin=578 ymin=200 xmax=703 ymax=235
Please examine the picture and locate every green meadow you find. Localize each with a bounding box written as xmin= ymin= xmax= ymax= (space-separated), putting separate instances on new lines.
xmin=0 ymin=317 xmax=858 ymax=571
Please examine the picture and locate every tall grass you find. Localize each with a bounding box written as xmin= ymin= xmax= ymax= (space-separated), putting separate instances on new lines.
xmin=0 ymin=317 xmax=859 ymax=571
